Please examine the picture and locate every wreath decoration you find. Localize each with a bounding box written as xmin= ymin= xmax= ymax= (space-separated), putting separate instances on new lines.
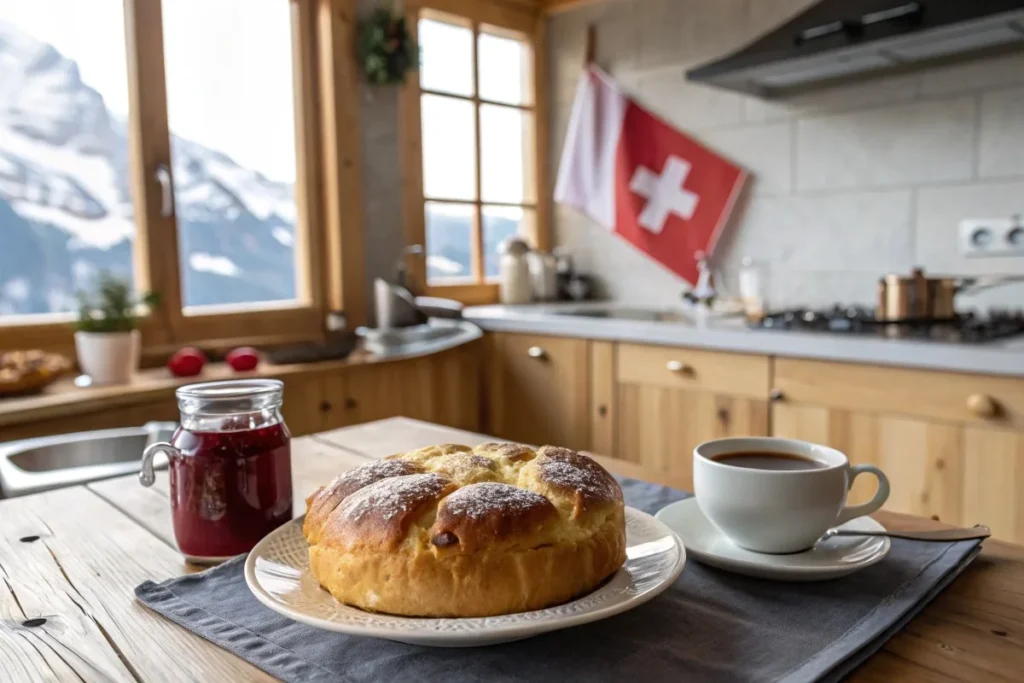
xmin=357 ymin=8 xmax=418 ymax=86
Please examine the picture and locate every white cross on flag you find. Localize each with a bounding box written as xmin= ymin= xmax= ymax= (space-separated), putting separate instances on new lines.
xmin=555 ymin=66 xmax=747 ymax=285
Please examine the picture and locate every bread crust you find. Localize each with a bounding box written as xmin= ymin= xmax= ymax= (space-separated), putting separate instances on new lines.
xmin=304 ymin=443 xmax=626 ymax=617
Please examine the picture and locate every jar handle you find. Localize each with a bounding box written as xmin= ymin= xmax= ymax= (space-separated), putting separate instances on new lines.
xmin=140 ymin=442 xmax=178 ymax=487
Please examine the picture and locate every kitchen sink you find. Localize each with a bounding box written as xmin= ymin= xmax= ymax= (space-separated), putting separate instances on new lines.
xmin=550 ymin=307 xmax=689 ymax=323
xmin=356 ymin=319 xmax=483 ymax=358
xmin=0 ymin=422 xmax=176 ymax=498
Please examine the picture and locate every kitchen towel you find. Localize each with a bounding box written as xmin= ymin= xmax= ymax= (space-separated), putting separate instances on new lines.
xmin=135 ymin=479 xmax=983 ymax=683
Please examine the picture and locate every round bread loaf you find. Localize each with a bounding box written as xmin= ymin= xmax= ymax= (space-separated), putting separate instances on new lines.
xmin=303 ymin=442 xmax=626 ymax=617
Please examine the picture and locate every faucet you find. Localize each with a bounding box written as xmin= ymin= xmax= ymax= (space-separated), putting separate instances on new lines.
xmin=396 ymin=244 xmax=424 ymax=290
xmin=374 ymin=244 xmax=428 ymax=330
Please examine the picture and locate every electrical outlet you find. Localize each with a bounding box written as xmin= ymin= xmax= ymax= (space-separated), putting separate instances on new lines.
xmin=959 ymin=217 xmax=1024 ymax=258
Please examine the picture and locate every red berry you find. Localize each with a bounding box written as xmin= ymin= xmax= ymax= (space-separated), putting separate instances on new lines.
xmin=226 ymin=347 xmax=260 ymax=372
xmin=168 ymin=347 xmax=206 ymax=377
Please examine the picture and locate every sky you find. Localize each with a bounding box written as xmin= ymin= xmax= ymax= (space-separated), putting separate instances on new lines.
xmin=2 ymin=0 xmax=297 ymax=184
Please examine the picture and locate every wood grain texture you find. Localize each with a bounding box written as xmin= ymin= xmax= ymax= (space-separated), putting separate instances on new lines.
xmin=771 ymin=403 xmax=1024 ymax=542
xmin=963 ymin=426 xmax=1024 ymax=544
xmin=616 ymin=343 xmax=771 ymax=399
xmin=485 ymin=333 xmax=590 ymax=450
xmin=589 ymin=341 xmax=615 ymax=457
xmin=281 ymin=374 xmax=329 ymax=437
xmin=775 ymin=358 xmax=1024 ymax=431
xmin=325 ymin=341 xmax=482 ymax=432
xmin=615 ymin=384 xmax=769 ymax=490
xmin=316 ymin=0 xmax=367 ymax=325
xmin=2 ymin=417 xmax=1023 ymax=681
xmin=0 ymin=487 xmax=274 ymax=681
xmin=0 ymin=342 xmax=479 ymax=433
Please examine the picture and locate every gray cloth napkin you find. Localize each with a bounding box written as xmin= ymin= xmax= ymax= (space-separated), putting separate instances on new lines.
xmin=136 ymin=479 xmax=982 ymax=683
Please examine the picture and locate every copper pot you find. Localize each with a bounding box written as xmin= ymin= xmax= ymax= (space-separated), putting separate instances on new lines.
xmin=876 ymin=268 xmax=1024 ymax=322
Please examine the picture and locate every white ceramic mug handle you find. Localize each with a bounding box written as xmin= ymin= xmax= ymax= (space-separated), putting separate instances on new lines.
xmin=835 ymin=464 xmax=890 ymax=526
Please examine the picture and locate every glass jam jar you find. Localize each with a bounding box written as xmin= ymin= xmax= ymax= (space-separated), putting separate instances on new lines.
xmin=140 ymin=379 xmax=293 ymax=564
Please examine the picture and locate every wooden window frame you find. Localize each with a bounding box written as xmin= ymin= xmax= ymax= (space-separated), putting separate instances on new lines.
xmin=0 ymin=0 xmax=366 ymax=357
xmin=400 ymin=0 xmax=550 ymax=304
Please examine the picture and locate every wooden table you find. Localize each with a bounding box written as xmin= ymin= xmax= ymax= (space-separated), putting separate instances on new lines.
xmin=1 ymin=418 xmax=1022 ymax=681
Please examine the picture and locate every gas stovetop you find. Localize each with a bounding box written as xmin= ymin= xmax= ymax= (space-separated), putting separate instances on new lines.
xmin=751 ymin=307 xmax=1024 ymax=344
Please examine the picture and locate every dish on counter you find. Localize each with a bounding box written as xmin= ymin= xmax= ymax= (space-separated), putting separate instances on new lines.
xmin=0 ymin=350 xmax=73 ymax=397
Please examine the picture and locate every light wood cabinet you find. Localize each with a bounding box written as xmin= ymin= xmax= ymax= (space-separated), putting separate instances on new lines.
xmin=279 ymin=375 xmax=330 ymax=437
xmin=0 ymin=397 xmax=180 ymax=443
xmin=485 ymin=333 xmax=590 ymax=450
xmin=324 ymin=341 xmax=482 ymax=433
xmin=772 ymin=358 xmax=1024 ymax=543
xmin=593 ymin=342 xmax=770 ymax=490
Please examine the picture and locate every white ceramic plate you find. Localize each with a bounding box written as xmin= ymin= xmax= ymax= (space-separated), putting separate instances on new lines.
xmin=245 ymin=507 xmax=686 ymax=647
xmin=655 ymin=498 xmax=889 ymax=582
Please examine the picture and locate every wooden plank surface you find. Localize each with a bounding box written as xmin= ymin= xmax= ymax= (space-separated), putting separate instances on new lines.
xmin=2 ymin=417 xmax=1023 ymax=681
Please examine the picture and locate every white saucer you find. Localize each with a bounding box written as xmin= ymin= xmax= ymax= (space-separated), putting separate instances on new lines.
xmin=655 ymin=498 xmax=889 ymax=582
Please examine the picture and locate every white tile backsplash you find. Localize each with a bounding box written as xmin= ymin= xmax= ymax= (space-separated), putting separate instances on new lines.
xmin=698 ymin=123 xmax=794 ymax=196
xmin=979 ymin=86 xmax=1024 ymax=180
xmin=718 ymin=191 xmax=915 ymax=274
xmin=795 ymin=98 xmax=977 ymax=191
xmin=548 ymin=1 xmax=1024 ymax=309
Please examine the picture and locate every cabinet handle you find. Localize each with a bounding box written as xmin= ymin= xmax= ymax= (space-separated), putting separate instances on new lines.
xmin=344 ymin=397 xmax=358 ymax=410
xmin=966 ymin=393 xmax=998 ymax=418
xmin=666 ymin=360 xmax=690 ymax=373
xmin=319 ymin=400 xmax=333 ymax=413
xmin=527 ymin=346 xmax=546 ymax=360
xmin=769 ymin=389 xmax=785 ymax=402
xmin=598 ymin=405 xmax=608 ymax=418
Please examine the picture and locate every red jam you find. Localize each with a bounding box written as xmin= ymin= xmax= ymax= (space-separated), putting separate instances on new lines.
xmin=168 ymin=422 xmax=293 ymax=558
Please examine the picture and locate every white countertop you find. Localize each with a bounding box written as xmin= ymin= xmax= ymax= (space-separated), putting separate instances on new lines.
xmin=464 ymin=303 xmax=1024 ymax=378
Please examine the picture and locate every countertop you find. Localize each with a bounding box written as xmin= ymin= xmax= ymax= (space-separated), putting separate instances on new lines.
xmin=0 ymin=320 xmax=482 ymax=428
xmin=0 ymin=417 xmax=1020 ymax=681
xmin=464 ymin=303 xmax=1024 ymax=378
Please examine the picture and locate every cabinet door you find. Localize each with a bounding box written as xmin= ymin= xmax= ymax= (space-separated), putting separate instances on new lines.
xmin=963 ymin=426 xmax=1024 ymax=543
xmin=0 ymin=398 xmax=180 ymax=443
xmin=327 ymin=342 xmax=482 ymax=432
xmin=486 ymin=333 xmax=589 ymax=450
xmin=279 ymin=375 xmax=328 ymax=437
xmin=772 ymin=402 xmax=964 ymax=523
xmin=615 ymin=384 xmax=768 ymax=491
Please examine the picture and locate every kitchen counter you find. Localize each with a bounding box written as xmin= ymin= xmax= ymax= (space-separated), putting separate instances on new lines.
xmin=0 ymin=320 xmax=482 ymax=429
xmin=465 ymin=303 xmax=1024 ymax=378
xmin=0 ymin=417 xmax=1021 ymax=681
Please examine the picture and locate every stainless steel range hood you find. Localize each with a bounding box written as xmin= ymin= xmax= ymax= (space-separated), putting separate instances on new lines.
xmin=687 ymin=1 xmax=1024 ymax=98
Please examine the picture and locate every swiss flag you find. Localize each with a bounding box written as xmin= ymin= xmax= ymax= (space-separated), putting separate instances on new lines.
xmin=555 ymin=67 xmax=746 ymax=285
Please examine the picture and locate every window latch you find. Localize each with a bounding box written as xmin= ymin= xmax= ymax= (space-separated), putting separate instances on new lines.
xmin=154 ymin=163 xmax=174 ymax=218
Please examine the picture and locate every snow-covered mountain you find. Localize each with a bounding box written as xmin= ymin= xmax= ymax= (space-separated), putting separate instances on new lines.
xmin=0 ymin=21 xmax=298 ymax=315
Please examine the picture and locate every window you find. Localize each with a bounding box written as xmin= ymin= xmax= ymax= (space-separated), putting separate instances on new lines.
xmin=0 ymin=1 xmax=134 ymax=317
xmin=162 ymin=0 xmax=302 ymax=311
xmin=406 ymin=3 xmax=545 ymax=302
xmin=1 ymin=0 xmax=362 ymax=352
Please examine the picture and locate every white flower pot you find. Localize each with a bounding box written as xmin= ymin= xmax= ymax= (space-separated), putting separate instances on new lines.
xmin=74 ymin=330 xmax=140 ymax=386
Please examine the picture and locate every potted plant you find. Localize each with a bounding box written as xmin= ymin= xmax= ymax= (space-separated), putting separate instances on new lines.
xmin=74 ymin=271 xmax=159 ymax=386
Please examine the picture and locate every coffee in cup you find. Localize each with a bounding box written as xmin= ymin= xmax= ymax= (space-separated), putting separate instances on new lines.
xmin=693 ymin=437 xmax=890 ymax=554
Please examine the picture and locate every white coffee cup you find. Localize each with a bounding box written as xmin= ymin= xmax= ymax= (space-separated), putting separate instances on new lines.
xmin=693 ymin=437 xmax=890 ymax=554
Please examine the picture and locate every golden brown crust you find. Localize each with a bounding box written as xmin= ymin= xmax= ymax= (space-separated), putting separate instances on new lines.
xmin=303 ymin=459 xmax=422 ymax=542
xmin=430 ymin=482 xmax=558 ymax=552
xmin=321 ymin=473 xmax=455 ymax=550
xmin=303 ymin=442 xmax=626 ymax=617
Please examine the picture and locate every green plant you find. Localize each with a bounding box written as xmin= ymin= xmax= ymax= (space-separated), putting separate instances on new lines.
xmin=75 ymin=271 xmax=160 ymax=333
xmin=357 ymin=7 xmax=417 ymax=86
